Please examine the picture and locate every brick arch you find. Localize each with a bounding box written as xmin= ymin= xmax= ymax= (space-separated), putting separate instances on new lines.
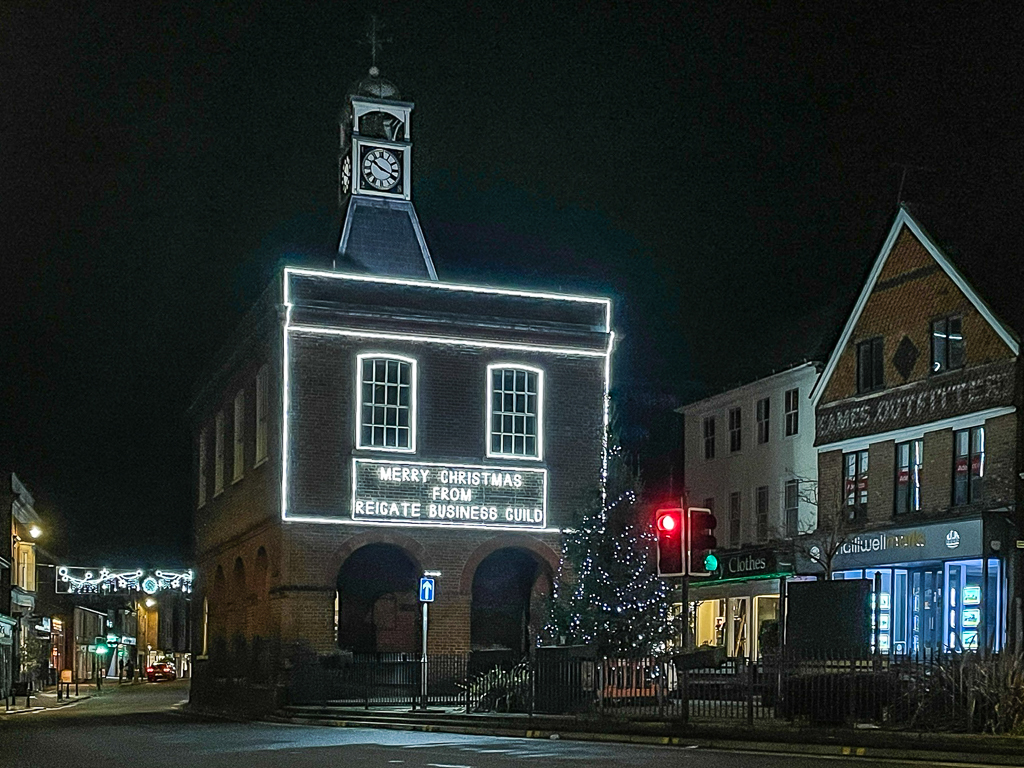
xmin=459 ymin=535 xmax=560 ymax=596
xmin=327 ymin=530 xmax=428 ymax=582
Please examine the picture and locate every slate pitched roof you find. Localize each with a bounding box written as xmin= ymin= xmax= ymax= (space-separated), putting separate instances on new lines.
xmin=337 ymin=195 xmax=438 ymax=280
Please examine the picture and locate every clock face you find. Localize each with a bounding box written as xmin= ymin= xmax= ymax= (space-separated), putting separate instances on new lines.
xmin=361 ymin=147 xmax=401 ymax=191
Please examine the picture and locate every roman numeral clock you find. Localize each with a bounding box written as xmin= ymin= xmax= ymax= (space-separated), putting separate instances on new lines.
xmin=349 ymin=95 xmax=413 ymax=201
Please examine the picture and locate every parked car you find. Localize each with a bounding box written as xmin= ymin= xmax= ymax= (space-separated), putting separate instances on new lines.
xmin=146 ymin=662 xmax=177 ymax=682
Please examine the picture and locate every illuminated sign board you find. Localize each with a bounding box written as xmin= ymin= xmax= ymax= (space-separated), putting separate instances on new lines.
xmin=351 ymin=458 xmax=546 ymax=529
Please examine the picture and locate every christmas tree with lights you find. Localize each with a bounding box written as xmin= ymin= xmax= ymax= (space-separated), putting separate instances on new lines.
xmin=545 ymin=425 xmax=679 ymax=657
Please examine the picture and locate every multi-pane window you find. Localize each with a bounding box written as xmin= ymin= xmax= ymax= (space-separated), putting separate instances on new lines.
xmin=358 ymin=355 xmax=415 ymax=451
xmin=729 ymin=491 xmax=741 ymax=545
xmin=197 ymin=428 xmax=208 ymax=508
xmin=233 ymin=390 xmax=245 ymax=483
xmin=784 ymin=479 xmax=800 ymax=537
xmin=214 ymin=411 xmax=225 ymax=495
xmin=785 ymin=388 xmax=799 ymax=436
xmin=857 ymin=337 xmax=884 ymax=393
xmin=729 ymin=407 xmax=742 ymax=453
xmin=895 ymin=439 xmax=923 ymax=515
xmin=843 ymin=449 xmax=868 ymax=520
xmin=756 ymin=398 xmax=770 ymax=444
xmin=931 ymin=316 xmax=965 ymax=374
xmin=488 ymin=365 xmax=542 ymax=458
xmin=702 ymin=416 xmax=716 ymax=460
xmin=756 ymin=485 xmax=769 ymax=542
xmin=255 ymin=364 xmax=269 ymax=465
xmin=953 ymin=427 xmax=985 ymax=505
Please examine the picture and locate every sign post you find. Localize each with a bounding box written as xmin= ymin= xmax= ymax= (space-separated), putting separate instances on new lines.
xmin=418 ymin=575 xmax=436 ymax=710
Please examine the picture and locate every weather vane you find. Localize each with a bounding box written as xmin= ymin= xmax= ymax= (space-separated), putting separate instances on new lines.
xmin=364 ymin=15 xmax=391 ymax=73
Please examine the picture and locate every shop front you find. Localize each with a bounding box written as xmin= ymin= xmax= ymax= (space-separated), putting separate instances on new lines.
xmin=688 ymin=546 xmax=796 ymax=660
xmin=823 ymin=517 xmax=1009 ymax=655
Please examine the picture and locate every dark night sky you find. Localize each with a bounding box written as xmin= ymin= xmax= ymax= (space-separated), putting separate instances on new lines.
xmin=3 ymin=2 xmax=1023 ymax=563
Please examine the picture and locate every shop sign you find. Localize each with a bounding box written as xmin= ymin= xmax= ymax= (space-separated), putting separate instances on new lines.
xmin=816 ymin=360 xmax=1014 ymax=444
xmin=0 ymin=620 xmax=13 ymax=645
xmin=703 ymin=547 xmax=792 ymax=582
xmin=351 ymin=458 xmax=547 ymax=529
xmin=831 ymin=518 xmax=983 ymax=569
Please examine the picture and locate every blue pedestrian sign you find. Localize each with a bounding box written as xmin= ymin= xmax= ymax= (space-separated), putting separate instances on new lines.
xmin=419 ymin=577 xmax=435 ymax=603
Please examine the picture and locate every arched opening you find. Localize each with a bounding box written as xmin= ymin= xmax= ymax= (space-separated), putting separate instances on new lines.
xmin=336 ymin=543 xmax=418 ymax=655
xmin=471 ymin=548 xmax=547 ymax=656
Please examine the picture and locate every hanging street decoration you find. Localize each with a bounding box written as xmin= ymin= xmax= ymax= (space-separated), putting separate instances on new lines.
xmin=56 ymin=566 xmax=193 ymax=595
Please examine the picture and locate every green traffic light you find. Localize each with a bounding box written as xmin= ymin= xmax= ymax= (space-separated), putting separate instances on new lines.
xmin=704 ymin=553 xmax=718 ymax=572
xmin=95 ymin=645 xmax=109 ymax=656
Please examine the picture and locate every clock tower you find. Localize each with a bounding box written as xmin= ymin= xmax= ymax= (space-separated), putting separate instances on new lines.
xmin=336 ymin=67 xmax=437 ymax=279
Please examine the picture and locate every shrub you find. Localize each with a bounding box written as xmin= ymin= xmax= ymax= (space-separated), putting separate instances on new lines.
xmin=460 ymin=660 xmax=532 ymax=713
xmin=894 ymin=653 xmax=1024 ymax=735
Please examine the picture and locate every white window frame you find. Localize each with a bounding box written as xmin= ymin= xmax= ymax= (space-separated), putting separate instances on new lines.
xmin=702 ymin=416 xmax=715 ymax=460
xmin=785 ymin=479 xmax=800 ymax=537
xmin=756 ymin=397 xmax=770 ymax=445
xmin=486 ymin=363 xmax=544 ymax=460
xmin=729 ymin=407 xmax=742 ymax=453
xmin=197 ymin=427 xmax=208 ymax=508
xmin=785 ymin=388 xmax=799 ymax=437
xmin=233 ymin=389 xmax=245 ymax=483
xmin=355 ymin=353 xmax=417 ymax=453
xmin=255 ymin=364 xmax=269 ymax=466
xmin=214 ymin=411 xmax=225 ymax=496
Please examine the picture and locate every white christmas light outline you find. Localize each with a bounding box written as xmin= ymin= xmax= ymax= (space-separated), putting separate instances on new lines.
xmin=354 ymin=352 xmax=418 ymax=454
xmin=279 ymin=270 xmax=614 ymax=524
xmin=346 ymin=456 xmax=548 ymax=530
xmin=485 ymin=363 xmax=545 ymax=462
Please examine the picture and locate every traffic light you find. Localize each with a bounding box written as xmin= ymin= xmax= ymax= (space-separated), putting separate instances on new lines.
xmin=655 ymin=507 xmax=685 ymax=577
xmin=687 ymin=507 xmax=718 ymax=576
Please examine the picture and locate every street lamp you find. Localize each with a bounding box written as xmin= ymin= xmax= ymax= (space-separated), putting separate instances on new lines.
xmin=29 ymin=525 xmax=42 ymax=539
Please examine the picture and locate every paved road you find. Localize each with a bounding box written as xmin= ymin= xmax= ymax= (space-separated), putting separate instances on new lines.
xmin=0 ymin=680 xmax=995 ymax=768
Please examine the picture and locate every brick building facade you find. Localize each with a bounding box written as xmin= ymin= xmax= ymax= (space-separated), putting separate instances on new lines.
xmin=810 ymin=205 xmax=1022 ymax=655
xmin=189 ymin=74 xmax=613 ymax=711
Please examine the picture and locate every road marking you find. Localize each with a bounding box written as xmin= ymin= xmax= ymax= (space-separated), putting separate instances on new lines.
xmin=426 ymin=764 xmax=472 ymax=768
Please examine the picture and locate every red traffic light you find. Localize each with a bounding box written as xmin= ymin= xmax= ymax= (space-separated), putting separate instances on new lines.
xmin=655 ymin=507 xmax=685 ymax=577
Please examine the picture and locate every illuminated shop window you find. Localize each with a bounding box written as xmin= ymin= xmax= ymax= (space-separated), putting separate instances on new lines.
xmin=487 ymin=364 xmax=542 ymax=459
xmin=357 ymin=354 xmax=416 ymax=452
